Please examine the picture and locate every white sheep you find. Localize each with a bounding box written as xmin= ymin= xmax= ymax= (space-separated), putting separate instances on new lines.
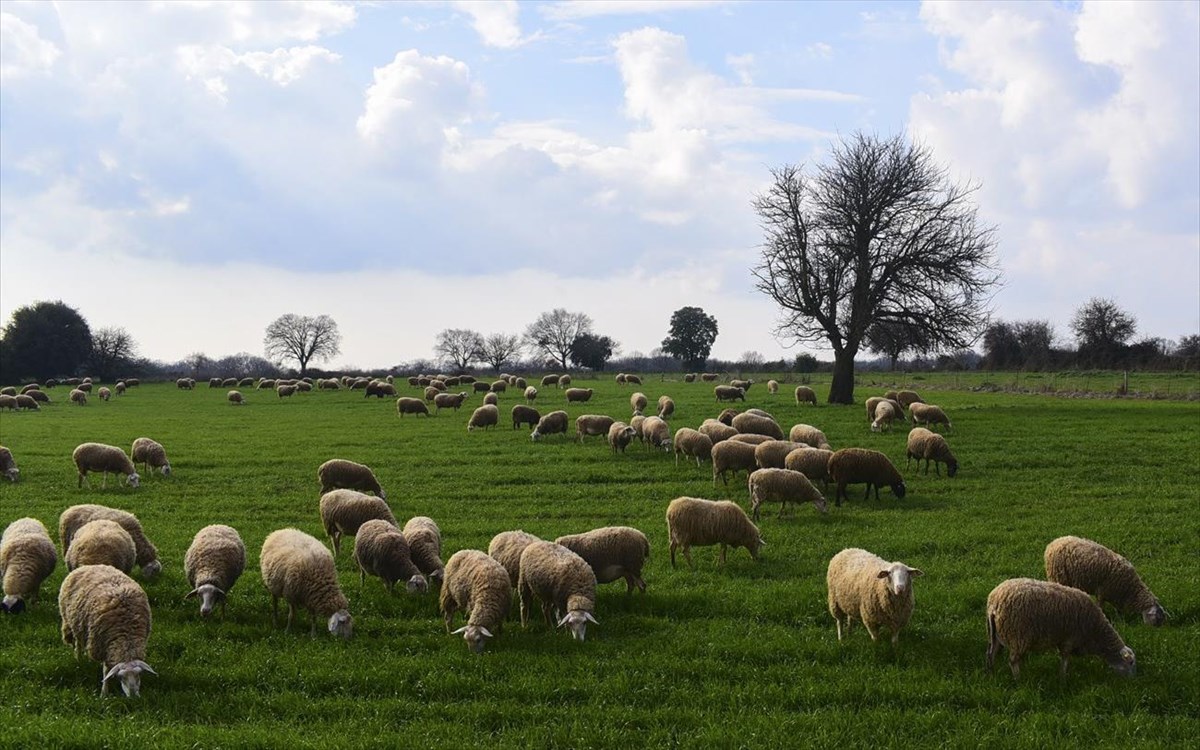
xmin=783 ymin=447 xmax=834 ymax=490
xmin=729 ymin=433 xmax=773 ymax=446
xmin=58 ymin=564 xmax=156 ymax=697
xmin=511 ymin=404 xmax=541 ymax=431
xmin=575 ymin=414 xmax=616 ymax=443
xmin=870 ymin=400 xmax=898 ymax=432
xmin=714 ymin=385 xmax=745 ymax=402
xmin=1 ymin=517 xmax=57 ymax=614
xmin=826 ymin=548 xmax=922 ymax=646
xmin=672 ymin=427 xmax=713 ymax=467
xmin=65 ymin=519 xmax=136 ymax=573
xmin=711 ymin=439 xmax=759 ymax=486
xmin=767 ymin=379 xmax=779 ymax=394
xmin=468 ymin=403 xmax=500 ymax=431
xmin=260 ymin=528 xmax=353 ymax=638
xmin=641 ymin=415 xmax=672 ymax=451
xmin=607 ymin=421 xmax=637 ymax=454
xmin=518 ymin=540 xmax=599 ymax=641
xmin=698 ymin=419 xmax=738 ymax=445
xmin=787 ymin=424 xmax=832 ymax=451
xmin=630 ymin=392 xmax=648 ymax=414
xmin=353 ymin=519 xmax=427 ymax=594
xmin=657 ymin=395 xmax=675 ymax=419
xmin=227 ymin=390 xmax=244 ymax=405
xmin=73 ymin=443 xmax=140 ymax=489
xmin=524 ymin=386 xmax=538 ymax=403
xmin=319 ymin=489 xmax=397 ymax=556
xmin=58 ymin=504 xmax=162 ymax=580
xmin=487 ymin=530 xmax=543 ymax=588
xmin=1043 ymin=536 xmax=1164 ymax=626
xmin=565 ymin=387 xmax=593 ymax=403
xmin=440 ymin=549 xmax=512 ymax=653
xmin=483 ymin=392 xmax=499 ymax=406
xmin=184 ymin=524 xmax=246 ymax=618
xmin=434 ymin=391 xmax=469 ymax=413
xmin=794 ymin=385 xmax=817 ymax=405
xmin=747 ymin=468 xmax=828 ymax=520
xmin=731 ymin=412 xmax=784 ymax=440
xmin=0 ymin=445 xmax=19 ymax=482
xmin=753 ymin=440 xmax=807 ymax=470
xmin=531 ymin=410 xmax=569 ymax=441
xmin=557 ymin=374 xmax=572 ymax=388
xmin=403 ymin=516 xmax=445 ymax=584
xmin=317 ymin=458 xmax=385 ymax=499
xmin=130 ymin=437 xmax=171 ymax=477
xmin=865 ymin=397 xmax=904 ymax=425
xmin=666 ymin=497 xmax=764 ymax=568
xmin=554 ymin=526 xmax=650 ymax=594
xmin=396 ymin=397 xmax=431 ymax=417
xmin=69 ymin=388 xmax=88 ymax=405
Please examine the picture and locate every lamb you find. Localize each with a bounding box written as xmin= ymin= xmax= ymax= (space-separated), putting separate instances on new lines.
xmin=228 ymin=390 xmax=244 ymax=405
xmin=788 ymin=424 xmax=832 ymax=450
xmin=607 ymin=421 xmax=637 ymax=453
xmin=69 ymin=388 xmax=88 ymax=405
xmin=97 ymin=387 xmax=111 ymax=401
xmin=673 ymin=427 xmax=713 ymax=467
xmin=58 ymin=565 xmax=156 ymax=696
xmin=986 ymin=578 xmax=1136 ymax=678
xmin=730 ymin=378 xmax=754 ymax=391
xmin=905 ymin=428 xmax=958 ymax=477
xmin=130 ymin=437 xmax=171 ymax=477
xmin=403 ymin=516 xmax=445 ymax=584
xmin=871 ymin=400 xmax=899 ymax=433
xmin=754 ymin=440 xmax=807 ymax=469
xmin=184 ymin=524 xmax=246 ymax=618
xmin=73 ymin=443 xmax=140 ymax=489
xmin=630 ymin=392 xmax=648 ymax=414
xmin=698 ymin=419 xmax=738 ymax=444
xmin=58 ymin=504 xmax=162 ymax=580
xmin=353 ymin=519 xmax=427 ymax=594
xmin=827 ymin=448 xmax=906 ymax=505
xmin=518 ymin=540 xmax=598 ymax=641
xmin=260 ymin=528 xmax=353 ymax=638
xmin=434 ymin=391 xmax=469 ymax=413
xmin=731 ymin=412 xmax=784 ymax=440
xmin=565 ymin=387 xmax=593 ymax=403
xmin=467 ymin=403 xmax=500 ymax=431
xmin=1 ymin=517 xmax=57 ymax=613
xmin=1043 ymin=536 xmax=1165 ymax=626
xmin=396 ymin=396 xmax=431 ymax=417
xmin=555 ymin=526 xmax=650 ymax=594
xmin=714 ymin=385 xmax=745 ymax=402
xmin=531 ymin=410 xmax=569 ymax=441
xmin=317 ymin=458 xmax=385 ymax=499
xmin=784 ymin=447 xmax=834 ymax=489
xmin=15 ymin=394 xmax=39 ymax=410
xmin=767 ymin=379 xmax=779 ymax=394
xmin=909 ymin=403 xmax=952 ymax=432
xmin=711 ymin=439 xmax=760 ymax=486
xmin=575 ymin=414 xmax=616 ymax=443
xmin=483 ymin=392 xmax=499 ymax=406
xmin=487 ymin=530 xmax=543 ymax=587
xmin=512 ymin=404 xmax=541 ymax=430
xmin=896 ymin=390 xmax=924 ymax=408
xmin=826 ymin=548 xmax=922 ymax=646
xmin=794 ymin=385 xmax=817 ymax=405
xmin=65 ymin=519 xmax=136 ymax=573
xmin=440 ymin=550 xmax=512 ymax=653
xmin=657 ymin=395 xmax=675 ymax=419
xmin=541 ymin=374 xmax=560 ymax=387
xmin=748 ymin=468 xmax=828 ymax=520
xmin=641 ymin=415 xmax=672 ymax=451
xmin=0 ymin=446 xmax=19 ymax=482
xmin=319 ymin=489 xmax=397 ymax=555
xmin=558 ymin=374 xmax=572 ymax=388
xmin=524 ymin=386 xmax=538 ymax=403
xmin=666 ymin=497 xmax=764 ymax=568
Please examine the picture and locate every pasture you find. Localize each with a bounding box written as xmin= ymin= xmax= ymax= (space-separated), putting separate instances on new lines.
xmin=1 ymin=377 xmax=1197 ymax=748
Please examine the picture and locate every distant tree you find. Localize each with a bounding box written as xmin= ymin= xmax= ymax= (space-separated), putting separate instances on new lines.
xmin=1176 ymin=334 xmax=1200 ymax=359
xmin=433 ymin=328 xmax=483 ymax=372
xmin=1071 ymin=298 xmax=1136 ymax=367
xmin=569 ymin=333 xmax=617 ymax=371
xmin=981 ymin=321 xmax=1022 ymax=369
xmin=263 ymin=314 xmax=341 ymax=375
xmin=660 ymin=306 xmax=719 ymax=371
xmin=524 ymin=309 xmax=593 ymax=370
xmin=739 ymin=351 xmax=765 ymax=370
xmin=479 ymin=333 xmax=523 ymax=372
xmin=89 ymin=327 xmax=138 ymax=381
xmin=0 ymin=300 xmax=93 ymax=381
xmin=216 ymin=352 xmax=280 ymax=377
xmin=865 ymin=321 xmax=931 ymax=370
xmin=793 ymin=353 xmax=819 ymax=373
xmin=1015 ymin=320 xmax=1055 ymax=369
xmin=185 ymin=352 xmax=217 ymax=378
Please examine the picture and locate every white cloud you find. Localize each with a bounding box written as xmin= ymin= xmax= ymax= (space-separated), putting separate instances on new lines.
xmin=726 ymin=52 xmax=755 ymax=85
xmin=541 ymin=1 xmax=728 ymax=22
xmin=806 ymin=42 xmax=833 ymax=60
xmin=0 ymin=11 xmax=60 ymax=80
xmin=178 ymin=44 xmax=341 ymax=99
xmin=451 ymin=1 xmax=533 ymax=49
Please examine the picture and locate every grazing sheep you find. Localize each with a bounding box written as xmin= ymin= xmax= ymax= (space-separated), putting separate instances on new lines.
xmin=657 ymin=395 xmax=675 ymax=419
xmin=1 ymin=517 xmax=57 ymax=614
xmin=641 ymin=416 xmax=672 ymax=451
xmin=909 ymin=403 xmax=952 ymax=432
xmin=317 ymin=458 xmax=385 ymax=499
xmin=402 ymin=516 xmax=445 ymax=584
xmin=787 ymin=424 xmax=832 ymax=451
xmin=871 ymin=400 xmax=899 ymax=433
xmin=472 ymin=381 xmax=491 ymax=394
xmin=489 ymin=380 xmax=507 ymax=394
xmin=512 ymin=404 xmax=541 ymax=430
xmin=115 ymin=382 xmax=126 ymax=395
xmin=558 ymin=374 xmax=572 ymax=388
xmin=565 ymin=387 xmax=593 ymax=403
xmin=483 ymin=392 xmax=499 ymax=406
xmin=319 ymin=489 xmax=397 ymax=556
xmin=576 ymin=414 xmax=616 ymax=443
xmin=518 ymin=541 xmax=598 ymax=641
xmin=905 ymin=428 xmax=958 ymax=477
xmin=630 ymin=414 xmax=647 ymax=443
xmin=353 ymin=519 xmax=427 ymax=594
xmin=883 ymin=390 xmax=899 ymax=401
xmin=396 ymin=397 xmax=431 ymax=417
xmin=176 ymin=378 xmax=194 ymax=390
xmin=424 ymin=386 xmax=441 ymax=401
xmin=555 ymin=526 xmax=650 ymax=594
xmin=364 ymin=381 xmax=395 ymax=399
xmin=58 ymin=565 xmax=156 ymax=697
xmin=795 ymin=386 xmax=817 ymax=405
xmin=467 ymin=403 xmax=500 ymax=431
xmin=700 ymin=373 xmax=719 ymax=382
xmin=624 ymin=374 xmax=642 ymax=385
xmin=607 ymin=421 xmax=637 ymax=454
xmin=784 ymin=447 xmax=834 ymax=489
xmin=184 ymin=524 xmax=246 ymax=618
xmin=1044 ymin=536 xmax=1165 ymax=626
xmin=319 ymin=378 xmax=340 ymax=390
xmin=0 ymin=446 xmax=19 ymax=482
xmin=130 ymin=437 xmax=171 ymax=477
xmin=428 ymin=379 xmax=447 ymax=392
xmin=541 ymin=374 xmax=560 ymax=387
xmin=221 ymin=378 xmax=238 ymax=388
xmin=896 ymin=390 xmax=924 ymax=408
xmin=97 ymin=387 xmax=111 ymax=401
xmin=673 ymin=428 xmax=713 ymax=467
xmin=828 ymin=448 xmax=907 ymax=505
xmin=256 ymin=379 xmax=276 ymax=390
xmin=260 ymin=528 xmax=353 ymax=639
xmin=488 ymin=530 xmax=543 ymax=588
xmin=986 ymin=578 xmax=1136 ymax=678
xmin=458 ymin=375 xmax=476 ymax=385
xmin=0 ymin=388 xmax=14 ymax=398
xmin=826 ymin=548 xmax=922 ymax=646
xmin=69 ymin=389 xmax=88 ymax=406
xmin=698 ymin=419 xmax=738 ymax=445
xmin=27 ymin=389 xmax=49 ymax=403
xmin=514 ymin=377 xmax=527 ymax=390
xmin=711 ymin=440 xmax=760 ymax=486
xmin=683 ymin=373 xmax=696 ymax=383
xmin=630 ymin=392 xmax=648 ymax=414
xmin=865 ymin=397 xmax=905 ymax=424
xmin=77 ymin=382 xmax=93 ymax=393
xmin=58 ymin=504 xmax=162 ymax=580
xmin=440 ymin=550 xmax=512 ymax=653
xmin=730 ymin=378 xmax=754 ymax=392
xmin=717 ymin=408 xmax=739 ymax=425
xmin=531 ymin=410 xmax=570 ymax=441
xmin=296 ymin=381 xmax=313 ymax=392
xmin=729 ymin=433 xmax=773 ymax=446
xmin=666 ymin=497 xmax=764 ymax=568
xmin=14 ymin=394 xmax=38 ymax=410
xmin=767 ymin=379 xmax=779 ymax=394
xmin=714 ymin=385 xmax=745 ymax=402
xmin=748 ymin=468 xmax=828 ymax=520
xmin=434 ymin=391 xmax=469 ymax=413
xmin=272 ymin=383 xmax=295 ymax=398
xmin=73 ymin=443 xmax=140 ymax=489
xmin=754 ymin=440 xmax=807 ymax=470
xmin=228 ymin=390 xmax=244 ymax=405
xmin=731 ymin=412 xmax=784 ymax=440
xmin=615 ymin=373 xmax=627 ymax=385
xmin=524 ymin=386 xmax=538 ymax=403
xmin=65 ymin=520 xmax=136 ymax=573
xmin=209 ymin=377 xmax=222 ymax=388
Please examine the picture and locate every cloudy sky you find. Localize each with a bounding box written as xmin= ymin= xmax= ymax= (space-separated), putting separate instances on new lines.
xmin=2 ymin=0 xmax=1197 ymax=369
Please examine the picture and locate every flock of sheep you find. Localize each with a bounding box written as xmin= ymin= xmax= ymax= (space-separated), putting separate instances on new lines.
xmin=0 ymin=372 xmax=1168 ymax=697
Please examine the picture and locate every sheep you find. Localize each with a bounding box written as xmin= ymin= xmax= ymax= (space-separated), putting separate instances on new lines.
xmin=319 ymin=489 xmax=397 ymax=556
xmin=630 ymin=414 xmax=647 ymax=443
xmin=784 ymin=447 xmax=834 ymax=489
xmin=176 ymin=377 xmax=194 ymax=390
xmin=429 ymin=379 xmax=447 ymax=392
xmin=488 ymin=530 xmax=543 ymax=587
xmin=554 ymin=526 xmax=650 ymax=594
xmin=237 ymin=377 xmax=253 ymax=387
xmin=130 ymin=437 xmax=171 ymax=477
xmin=826 ymin=548 xmax=922 ymax=646
xmin=673 ymin=428 xmax=713 ymax=467
xmin=270 ymin=383 xmax=294 ymax=398
xmin=260 ymin=528 xmax=353 ymax=639
xmin=657 ymin=395 xmax=675 ymax=419
xmin=827 ymin=448 xmax=907 ymax=505
xmin=256 ymin=379 xmax=276 ymax=390
xmin=0 ymin=446 xmax=19 ymax=482
xmin=731 ymin=412 xmax=784 ymax=440
xmin=565 ymin=387 xmax=593 ymax=403
xmin=576 ymin=414 xmax=616 ymax=443
xmin=27 ymin=389 xmax=49 ymax=403
xmin=0 ymin=387 xmax=14 ymax=398
xmin=77 ymin=382 xmax=93 ymax=393
xmin=865 ymin=397 xmax=905 ymax=424
xmin=730 ymin=378 xmax=754 ymax=392
xmin=317 ymin=458 xmax=385 ymax=499
xmin=754 ymin=440 xmax=807 ymax=469
xmin=630 ymin=392 xmax=648 ymax=414
xmin=871 ymin=400 xmax=899 ymax=433
xmin=767 ymin=379 xmax=779 ymax=394
xmin=467 ymin=403 xmax=500 ymax=431
xmin=729 ymin=433 xmax=773 ymax=446
xmin=986 ymin=578 xmax=1136 ymax=678
xmin=788 ymin=424 xmax=832 ymax=450
xmin=458 ymin=375 xmax=476 ymax=385
xmin=531 ymin=410 xmax=569 ymax=441
xmin=296 ymin=380 xmax=313 ymax=392
xmin=518 ymin=540 xmax=598 ymax=641
xmin=58 ymin=565 xmax=156 ymax=696
xmin=711 ymin=439 xmax=760 ymax=486
xmin=1044 ymin=536 xmax=1165 ymax=626
xmin=641 ymin=415 xmax=672 ymax=451
xmin=896 ymin=390 xmax=924 ymax=408
xmin=69 ymin=389 xmax=88 ymax=405
xmin=684 ymin=373 xmax=696 ymax=383
xmin=909 ymin=403 xmax=952 ymax=432
xmin=209 ymin=377 xmax=222 ymax=388
xmin=424 ymin=386 xmax=441 ymax=401
xmin=14 ymin=394 xmax=38 ymax=410
xmin=698 ymin=419 xmax=738 ymax=445
xmin=184 ymin=524 xmax=246 ymax=618
xmin=717 ymin=408 xmax=739 ymax=425
xmin=512 ymin=404 xmax=541 ymax=430
xmin=714 ymin=385 xmax=745 ymax=402
xmin=58 ymin=504 xmax=162 ymax=580
xmin=65 ymin=520 xmax=136 ymax=573
xmin=97 ymin=387 xmax=111 ymax=401
xmin=402 ymin=516 xmax=445 ymax=584
xmin=440 ymin=550 xmax=512 ymax=653
xmin=905 ymin=428 xmax=958 ymax=477
xmin=883 ymin=390 xmax=899 ymax=401
xmin=624 ymin=374 xmax=642 ymax=385
xmin=1 ymin=517 xmax=57 ymax=614
xmin=353 ymin=519 xmax=427 ymax=594
xmin=541 ymin=374 xmax=560 ymax=387
xmin=472 ymin=381 xmax=491 ymax=394
xmin=364 ymin=381 xmax=395 ymax=399
xmin=795 ymin=385 xmax=817 ymax=405
xmin=514 ymin=377 xmax=527 ymax=390
xmin=700 ymin=372 xmax=719 ymax=382
xmin=615 ymin=373 xmax=626 ymax=385
xmin=73 ymin=443 xmax=140 ymax=489
xmin=748 ymin=468 xmax=827 ymax=520
xmin=558 ymin=374 xmax=572 ymax=388
xmin=607 ymin=421 xmax=637 ymax=454
xmin=396 ymin=396 xmax=431 ymax=417
xmin=115 ymin=382 xmax=126 ymax=395
xmin=221 ymin=378 xmax=237 ymax=387
xmin=744 ymin=408 xmax=775 ymax=420
xmin=320 ymin=378 xmax=340 ymax=390
xmin=489 ymin=380 xmax=507 ymax=394
xmin=524 ymin=386 xmax=538 ymax=403
xmin=666 ymin=496 xmax=764 ymax=568
xmin=228 ymin=390 xmax=244 ymax=405
xmin=434 ymin=391 xmax=469 ymax=413
xmin=482 ymin=392 xmax=499 ymax=406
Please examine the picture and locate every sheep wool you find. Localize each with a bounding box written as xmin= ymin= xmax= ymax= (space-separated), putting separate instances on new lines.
xmin=1 ymin=517 xmax=57 ymax=613
xmin=828 ymin=448 xmax=906 ymax=505
xmin=711 ymin=440 xmax=760 ymax=486
xmin=434 ymin=392 xmax=469 ymax=412
xmin=909 ymin=403 xmax=952 ymax=432
xmin=554 ymin=526 xmax=650 ymax=594
xmin=754 ymin=440 xmax=807 ymax=470
xmin=487 ymin=530 xmax=543 ymax=587
xmin=871 ymin=400 xmax=899 ymax=433
xmin=640 ymin=416 xmax=672 ymax=451
xmin=576 ymin=414 xmax=616 ymax=443
xmin=787 ymin=424 xmax=832 ymax=451
xmin=565 ymin=387 xmax=594 ymax=403
xmin=794 ymin=386 xmax=817 ymax=406
xmin=73 ymin=443 xmax=140 ymax=490
xmin=65 ymin=520 xmax=136 ymax=573
xmin=714 ymin=385 xmax=745 ymax=403
xmin=896 ymin=390 xmax=924 ymax=408
xmin=748 ymin=468 xmax=828 ymax=520
xmin=354 ymin=519 xmax=427 ymax=594
xmin=396 ymin=397 xmax=431 ymax=417
xmin=905 ymin=428 xmax=958 ymax=477
xmin=865 ymin=397 xmax=905 ymax=424
xmin=58 ymin=504 xmax=162 ymax=581
xmin=511 ymin=404 xmax=541 ymax=431
xmin=468 ymin=404 xmax=500 ymax=431
xmin=698 ymin=419 xmax=738 ymax=445
xmin=69 ymin=389 xmax=88 ymax=405
xmin=531 ymin=410 xmax=569 ymax=441
xmin=58 ymin=564 xmax=156 ymax=696
xmin=826 ymin=548 xmax=922 ymax=646
xmin=184 ymin=524 xmax=246 ymax=618
xmin=440 ymin=550 xmax=512 ymax=653
xmin=319 ymin=489 xmax=397 ymax=556
xmin=665 ymin=497 xmax=763 ymax=568
xmin=227 ymin=390 xmax=244 ymax=405
xmin=783 ymin=447 xmax=834 ymax=489
xmin=630 ymin=392 xmax=648 ymax=414
xmin=672 ymin=428 xmax=713 ymax=467
xmin=1044 ymin=536 xmax=1164 ymax=626
xmin=518 ymin=540 xmax=599 ymax=641
xmin=131 ymin=437 xmax=171 ymax=477
xmin=607 ymin=421 xmax=637 ymax=454
xmin=657 ymin=395 xmax=675 ymax=419
xmin=403 ymin=516 xmax=445 ymax=584
xmin=731 ymin=412 xmax=784 ymax=440
xmin=0 ymin=446 xmax=19 ymax=482
xmin=524 ymin=386 xmax=538 ymax=403
xmin=317 ymin=458 xmax=385 ymax=499
xmin=260 ymin=528 xmax=352 ymax=638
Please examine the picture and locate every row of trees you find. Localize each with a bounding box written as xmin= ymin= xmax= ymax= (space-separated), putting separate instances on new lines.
xmin=0 ymin=301 xmax=142 ymax=382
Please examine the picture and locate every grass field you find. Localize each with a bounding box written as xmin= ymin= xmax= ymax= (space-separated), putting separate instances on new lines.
xmin=1 ymin=377 xmax=1198 ymax=748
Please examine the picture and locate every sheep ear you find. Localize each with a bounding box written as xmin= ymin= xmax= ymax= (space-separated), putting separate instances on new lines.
xmin=877 ymin=570 xmax=891 ymax=579
xmin=103 ymin=664 xmax=122 ymax=683
xmin=907 ymin=568 xmax=924 ymax=577
xmin=556 ymin=614 xmax=570 ymax=627
xmin=451 ymin=626 xmax=470 ymax=635
xmin=184 ymin=589 xmax=199 ymax=600
xmin=584 ymin=612 xmax=599 ymax=625
xmin=133 ymin=660 xmax=157 ymax=675
xmin=479 ymin=627 xmax=493 ymax=638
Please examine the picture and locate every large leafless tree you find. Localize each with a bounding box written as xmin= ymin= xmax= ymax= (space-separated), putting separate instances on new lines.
xmin=263 ymin=313 xmax=341 ymax=374
xmin=433 ymin=328 xmax=484 ymax=372
xmin=752 ymin=132 xmax=1000 ymax=403
xmin=479 ymin=333 xmax=523 ymax=372
xmin=524 ymin=309 xmax=593 ymax=370
xmin=89 ymin=326 xmax=138 ymax=381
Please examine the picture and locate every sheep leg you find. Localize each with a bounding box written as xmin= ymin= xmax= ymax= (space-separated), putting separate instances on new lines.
xmin=286 ymin=604 xmax=296 ymax=632
xmin=669 ymin=540 xmax=678 ymax=568
xmin=934 ymin=461 xmax=940 ymax=477
xmin=864 ymin=621 xmax=878 ymax=641
xmin=102 ymin=471 xmax=108 ymax=489
xmin=890 ymin=630 xmax=901 ymax=647
xmin=718 ymin=544 xmax=727 ymax=566
xmin=271 ymin=596 xmax=280 ymax=627
xmin=862 ymin=484 xmax=871 ymax=501
xmin=1058 ymin=651 xmax=1071 ymax=676
xmin=310 ymin=611 xmax=318 ymax=639
xmin=1008 ymin=654 xmax=1022 ymax=679
xmin=519 ymin=584 xmax=532 ymax=629
xmin=777 ymin=500 xmax=786 ymax=520
xmin=541 ymin=601 xmax=553 ymax=628
xmin=682 ymin=545 xmax=693 ymax=570
xmin=100 ymin=663 xmax=109 ymax=696
xmin=835 ymin=482 xmax=846 ymax=507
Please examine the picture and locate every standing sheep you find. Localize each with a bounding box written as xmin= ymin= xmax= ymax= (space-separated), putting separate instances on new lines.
xmin=630 ymin=392 xmax=648 ymax=414
xmin=730 ymin=378 xmax=754 ymax=392
xmin=130 ymin=437 xmax=171 ymax=477
xmin=754 ymin=440 xmax=807 ymax=470
xmin=0 ymin=446 xmax=19 ymax=482
xmin=731 ymin=412 xmax=784 ymax=440
xmin=784 ymin=447 xmax=834 ymax=490
xmin=396 ymin=397 xmax=431 ymax=417
xmin=184 ymin=524 xmax=246 ymax=618
xmin=896 ymin=390 xmax=924 ymax=408
xmin=353 ymin=519 xmax=427 ymax=594
xmin=487 ymin=530 xmax=543 ymax=588
xmin=576 ymin=414 xmax=616 ymax=443
xmin=698 ymin=419 xmax=738 ymax=445
xmin=541 ymin=374 xmax=560 ymax=387
xmin=767 ymin=379 xmax=779 ymax=395
xmin=260 ymin=528 xmax=353 ymax=638
xmin=905 ymin=428 xmax=958 ymax=477
xmin=434 ymin=392 xmax=469 ymax=413
xmin=15 ymin=394 xmax=39 ymax=410
xmin=468 ymin=404 xmax=500 ymax=431
xmin=277 ymin=384 xmax=298 ymax=398
xmin=1044 ymin=536 xmax=1165 ymax=626
xmin=657 ymin=395 xmax=675 ymax=419
xmin=58 ymin=565 xmax=156 ymax=696
xmin=555 ymin=526 xmax=650 ymax=594
xmin=795 ymin=386 xmax=817 ymax=406
xmin=512 ymin=404 xmax=541 ymax=431
xmin=828 ymin=448 xmax=906 ymax=505
xmin=641 ymin=416 xmax=672 ymax=451
xmin=714 ymin=385 xmax=745 ymax=402
xmin=1 ymin=517 xmax=57 ymax=613
xmin=607 ymin=421 xmax=637 ymax=454
xmin=97 ymin=387 xmax=111 ymax=401
xmin=440 ymin=550 xmax=512 ymax=653
xmin=319 ymin=489 xmax=397 ymax=556
xmin=624 ymin=374 xmax=643 ymax=385
xmin=711 ymin=440 xmax=760 ymax=486
xmin=684 ymin=373 xmax=697 ymax=383
xmin=909 ymin=403 xmax=952 ymax=432
xmin=531 ymin=410 xmax=570 ymax=441
xmin=788 ymin=424 xmax=832 ymax=451
xmin=748 ymin=468 xmax=828 ymax=520
xmin=65 ymin=520 xmax=136 ymax=573
xmin=403 ymin=516 xmax=445 ymax=584
xmin=227 ymin=390 xmax=244 ymax=405
xmin=865 ymin=397 xmax=905 ymax=424
xmin=565 ymin=387 xmax=593 ymax=404
xmin=58 ymin=504 xmax=162 ymax=580
xmin=518 ymin=540 xmax=599 ymax=641
xmin=483 ymin=392 xmax=499 ymax=406
xmin=524 ymin=386 xmax=538 ymax=403
xmin=666 ymin=497 xmax=764 ymax=568
xmin=557 ymin=374 xmax=572 ymax=388
xmin=673 ymin=428 xmax=713 ymax=467
xmin=826 ymin=548 xmax=922 ymax=646
xmin=871 ymin=400 xmax=899 ymax=433
xmin=69 ymin=389 xmax=88 ymax=405
xmin=72 ymin=443 xmax=140 ymax=489
xmin=317 ymin=458 xmax=386 ymax=499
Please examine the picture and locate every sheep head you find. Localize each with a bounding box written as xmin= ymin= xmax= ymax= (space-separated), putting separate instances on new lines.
xmin=185 ymin=583 xmax=226 ymax=617
xmin=876 ymin=563 xmax=922 ymax=597
xmin=557 ymin=610 xmax=598 ymax=642
xmin=1106 ymin=646 xmax=1137 ymax=677
xmin=141 ymin=559 xmax=163 ymax=581
xmin=327 ymin=609 xmax=353 ymax=639
xmin=406 ymin=574 xmax=428 ymax=594
xmin=451 ymin=624 xmax=493 ymax=653
xmin=102 ymin=660 xmax=156 ymax=697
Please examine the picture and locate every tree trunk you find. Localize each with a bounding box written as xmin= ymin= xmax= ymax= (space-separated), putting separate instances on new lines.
xmin=828 ymin=352 xmax=856 ymax=404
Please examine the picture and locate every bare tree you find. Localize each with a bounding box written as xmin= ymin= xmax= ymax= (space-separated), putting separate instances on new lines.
xmin=864 ymin=320 xmax=932 ymax=371
xmin=263 ymin=314 xmax=341 ymax=375
xmin=433 ymin=329 xmax=483 ymax=372
xmin=752 ymin=132 xmax=1000 ymax=403
xmin=89 ymin=326 xmax=138 ymax=381
xmin=524 ymin=309 xmax=593 ymax=370
xmin=479 ymin=333 xmax=523 ymax=372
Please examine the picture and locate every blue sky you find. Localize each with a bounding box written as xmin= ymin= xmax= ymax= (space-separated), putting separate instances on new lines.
xmin=2 ymin=1 xmax=1197 ymax=368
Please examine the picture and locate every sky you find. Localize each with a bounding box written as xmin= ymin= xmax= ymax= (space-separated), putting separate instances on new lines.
xmin=1 ymin=0 xmax=1197 ymax=370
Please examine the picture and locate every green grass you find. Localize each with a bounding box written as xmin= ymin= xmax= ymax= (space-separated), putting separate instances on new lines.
xmin=1 ymin=378 xmax=1198 ymax=748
